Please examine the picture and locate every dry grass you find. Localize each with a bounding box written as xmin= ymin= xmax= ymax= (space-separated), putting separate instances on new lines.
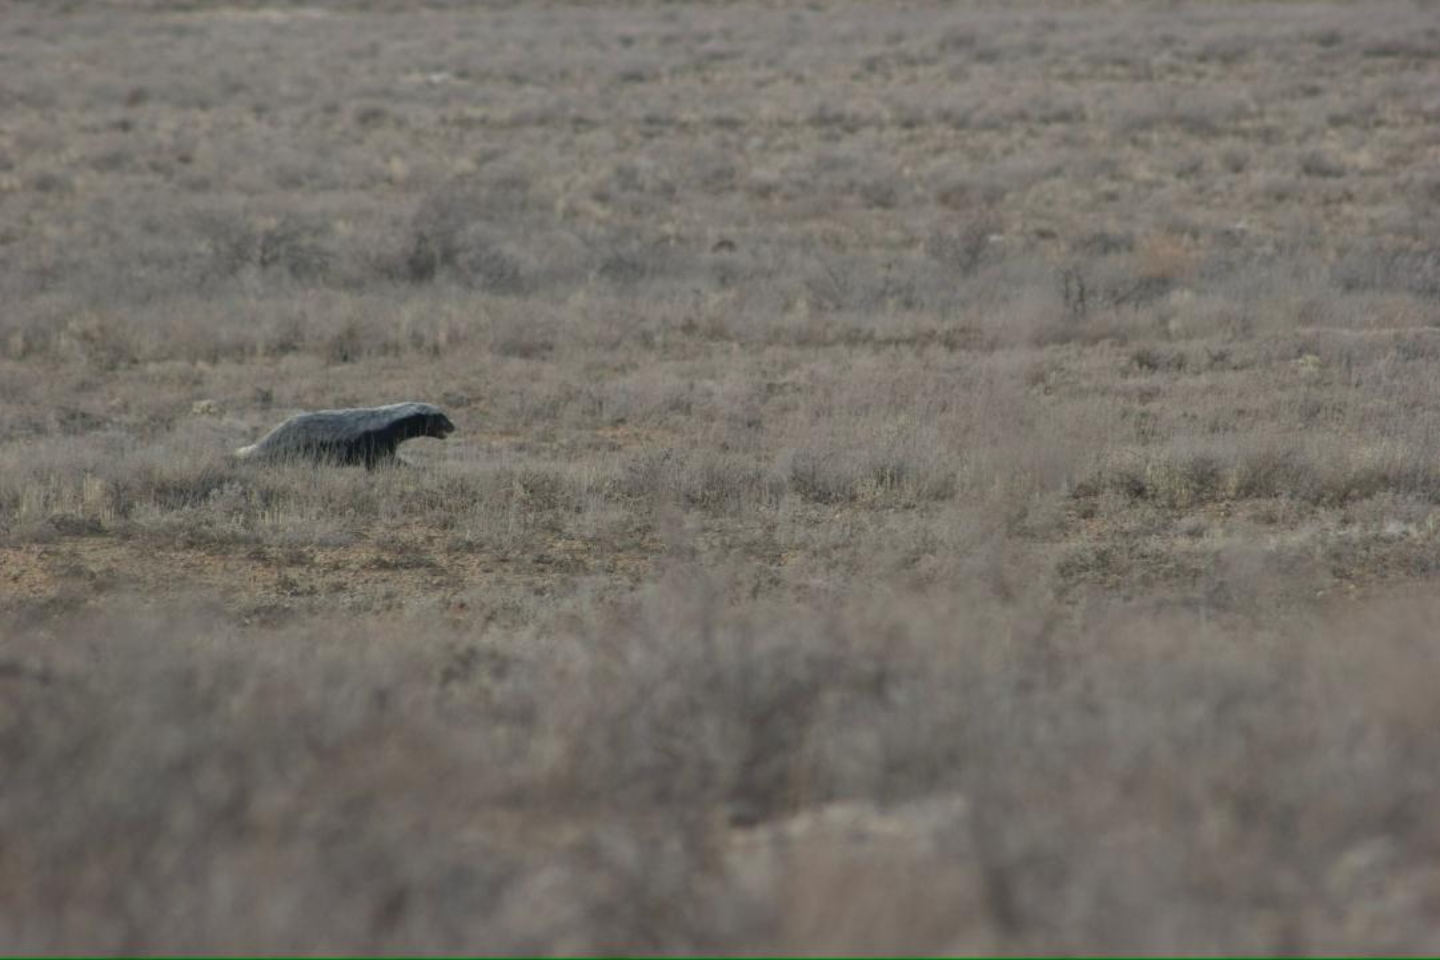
xmin=4 ymin=0 xmax=1440 ymax=953
xmin=8 ymin=584 xmax=1440 ymax=954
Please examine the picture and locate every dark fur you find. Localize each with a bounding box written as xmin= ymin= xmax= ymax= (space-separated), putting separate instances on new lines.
xmin=235 ymin=402 xmax=455 ymax=469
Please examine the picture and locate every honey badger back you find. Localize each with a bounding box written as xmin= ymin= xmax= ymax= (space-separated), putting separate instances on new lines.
xmin=234 ymin=402 xmax=456 ymax=468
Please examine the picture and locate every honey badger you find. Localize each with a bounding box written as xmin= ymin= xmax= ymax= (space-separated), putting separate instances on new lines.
xmin=234 ymin=402 xmax=455 ymax=469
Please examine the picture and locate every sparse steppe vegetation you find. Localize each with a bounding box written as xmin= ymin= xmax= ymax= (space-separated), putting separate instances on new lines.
xmin=4 ymin=0 xmax=1440 ymax=953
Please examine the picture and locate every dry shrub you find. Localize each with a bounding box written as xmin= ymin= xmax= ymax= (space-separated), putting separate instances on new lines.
xmin=402 ymin=185 xmax=535 ymax=292
xmin=199 ymin=212 xmax=332 ymax=282
xmin=1079 ymin=441 xmax=1440 ymax=511
xmin=623 ymin=448 xmax=784 ymax=513
xmin=785 ymin=444 xmax=956 ymax=506
xmin=1333 ymin=246 xmax=1440 ymax=301
xmin=1133 ymin=231 xmax=1199 ymax=286
xmin=7 ymin=581 xmax=1440 ymax=953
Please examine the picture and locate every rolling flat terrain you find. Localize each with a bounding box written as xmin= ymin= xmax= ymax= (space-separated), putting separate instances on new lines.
xmin=4 ymin=1 xmax=1440 ymax=952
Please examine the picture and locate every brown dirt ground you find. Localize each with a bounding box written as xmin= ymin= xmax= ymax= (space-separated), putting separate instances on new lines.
xmin=0 ymin=532 xmax=660 ymax=621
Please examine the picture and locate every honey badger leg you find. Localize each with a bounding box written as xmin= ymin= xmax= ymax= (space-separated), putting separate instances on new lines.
xmin=361 ymin=441 xmax=400 ymax=470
